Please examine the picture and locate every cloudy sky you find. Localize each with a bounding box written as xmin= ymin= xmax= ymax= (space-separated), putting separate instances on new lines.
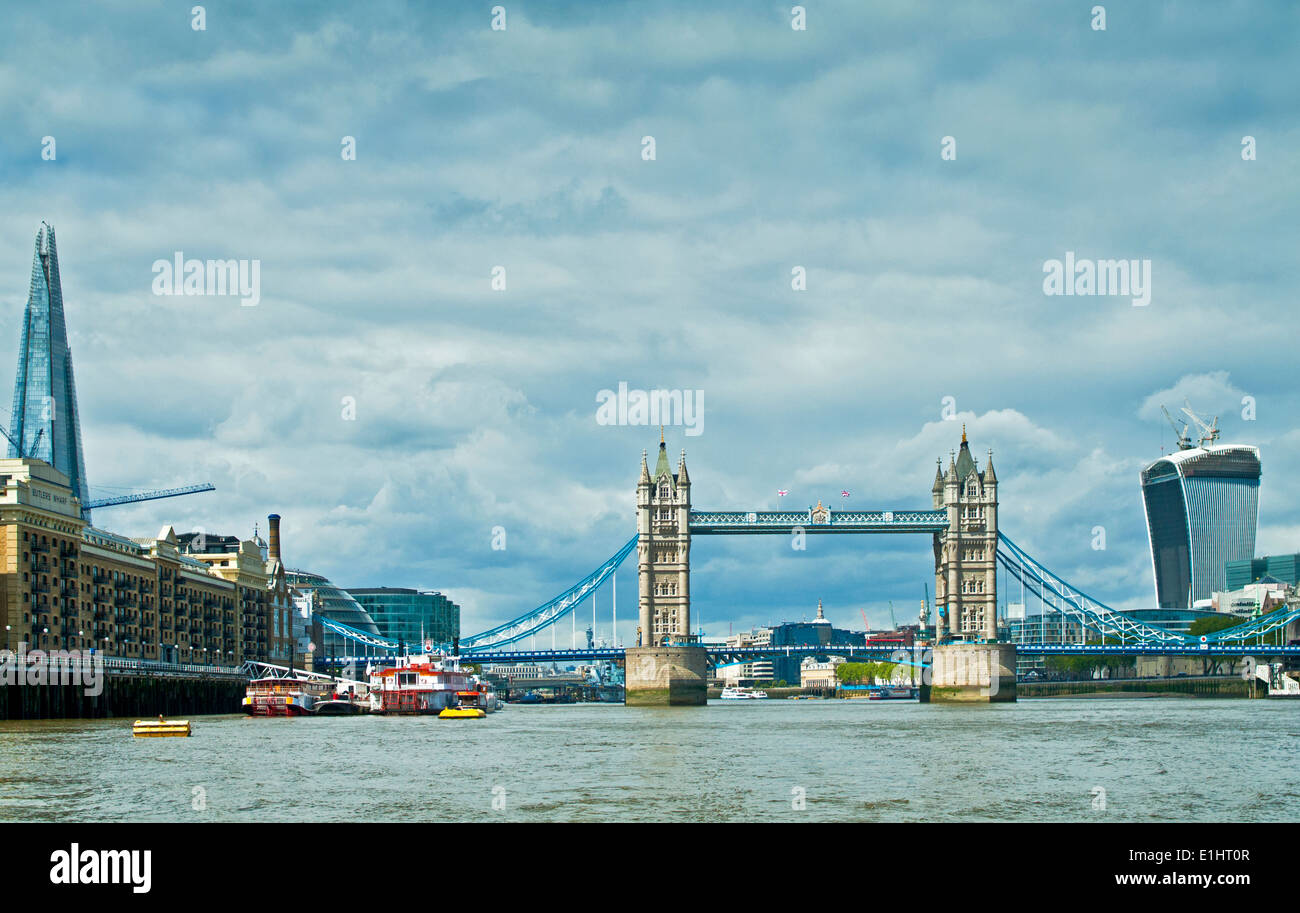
xmin=0 ymin=1 xmax=1296 ymax=643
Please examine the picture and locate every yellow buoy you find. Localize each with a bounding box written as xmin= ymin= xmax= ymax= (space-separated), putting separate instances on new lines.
xmin=133 ymin=715 xmax=191 ymax=737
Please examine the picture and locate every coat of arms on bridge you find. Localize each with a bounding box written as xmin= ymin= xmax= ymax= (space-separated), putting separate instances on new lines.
xmin=809 ymin=500 xmax=831 ymax=524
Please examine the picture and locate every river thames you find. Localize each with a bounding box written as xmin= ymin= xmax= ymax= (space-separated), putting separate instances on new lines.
xmin=2 ymin=698 xmax=1297 ymax=823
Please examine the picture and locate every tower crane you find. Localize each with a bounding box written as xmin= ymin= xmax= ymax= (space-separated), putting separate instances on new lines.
xmin=1180 ymin=400 xmax=1220 ymax=448
xmin=0 ymin=423 xmax=43 ymax=458
xmin=1160 ymin=405 xmax=1193 ymax=450
xmin=1 ymin=415 xmax=214 ymax=517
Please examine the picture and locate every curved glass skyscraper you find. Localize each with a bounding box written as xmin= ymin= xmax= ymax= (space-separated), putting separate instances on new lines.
xmin=285 ymin=569 xmax=383 ymax=655
xmin=1141 ymin=445 xmax=1261 ymax=608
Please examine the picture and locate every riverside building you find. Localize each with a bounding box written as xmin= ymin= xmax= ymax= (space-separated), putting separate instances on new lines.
xmin=0 ymin=456 xmax=294 ymax=668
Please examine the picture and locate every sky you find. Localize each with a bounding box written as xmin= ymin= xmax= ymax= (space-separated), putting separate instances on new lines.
xmin=0 ymin=1 xmax=1296 ymax=643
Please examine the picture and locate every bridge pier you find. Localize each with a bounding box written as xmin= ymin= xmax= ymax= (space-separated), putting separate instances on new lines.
xmin=624 ymin=645 xmax=708 ymax=706
xmin=921 ymin=643 xmax=1017 ymax=703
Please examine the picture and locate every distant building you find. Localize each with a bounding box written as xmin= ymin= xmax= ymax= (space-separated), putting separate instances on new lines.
xmin=1141 ymin=445 xmax=1261 ymax=608
xmin=486 ymin=663 xmax=543 ymax=680
xmin=1121 ymin=608 xmax=1223 ymax=636
xmin=347 ymin=587 xmax=459 ymax=651
xmin=800 ymin=656 xmax=842 ymax=691
xmin=768 ymin=600 xmax=867 ymax=684
xmin=718 ymin=627 xmax=773 ymax=685
xmin=1008 ymin=612 xmax=1086 ymax=675
xmin=285 ymin=569 xmax=381 ymax=657
xmin=1210 ymin=580 xmax=1291 ymax=618
xmin=1226 ymin=554 xmax=1300 ymax=591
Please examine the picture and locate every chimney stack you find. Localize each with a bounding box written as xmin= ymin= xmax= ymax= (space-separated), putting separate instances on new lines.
xmin=267 ymin=513 xmax=281 ymax=561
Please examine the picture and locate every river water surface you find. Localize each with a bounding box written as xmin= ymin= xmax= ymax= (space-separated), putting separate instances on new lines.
xmin=2 ymin=698 xmax=1296 ymax=822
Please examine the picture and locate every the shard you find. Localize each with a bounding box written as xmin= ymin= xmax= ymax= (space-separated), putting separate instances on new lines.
xmin=9 ymin=222 xmax=91 ymax=517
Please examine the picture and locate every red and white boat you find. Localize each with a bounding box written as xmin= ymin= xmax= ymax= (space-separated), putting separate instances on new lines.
xmin=368 ymin=654 xmax=478 ymax=715
xmin=242 ymin=677 xmax=327 ymax=716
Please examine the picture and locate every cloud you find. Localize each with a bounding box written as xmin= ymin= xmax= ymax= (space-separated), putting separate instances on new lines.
xmin=1137 ymin=371 xmax=1247 ymax=424
xmin=0 ymin=1 xmax=1296 ymax=641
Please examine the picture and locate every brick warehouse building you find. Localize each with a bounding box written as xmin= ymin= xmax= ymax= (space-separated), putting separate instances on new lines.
xmin=0 ymin=457 xmax=295 ymax=668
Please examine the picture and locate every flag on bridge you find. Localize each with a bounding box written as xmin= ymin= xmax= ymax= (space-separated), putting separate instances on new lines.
xmin=777 ymin=489 xmax=788 ymax=497
xmin=841 ymin=490 xmax=851 ymax=498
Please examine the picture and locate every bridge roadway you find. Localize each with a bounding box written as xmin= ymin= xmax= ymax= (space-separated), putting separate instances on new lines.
xmin=327 ymin=642 xmax=1300 ymax=668
xmin=689 ymin=509 xmax=947 ymax=534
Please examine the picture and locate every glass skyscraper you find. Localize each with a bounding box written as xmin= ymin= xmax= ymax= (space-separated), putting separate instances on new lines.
xmin=346 ymin=587 xmax=460 ymax=651
xmin=1141 ymin=445 xmax=1261 ymax=608
xmin=8 ymin=223 xmax=90 ymax=517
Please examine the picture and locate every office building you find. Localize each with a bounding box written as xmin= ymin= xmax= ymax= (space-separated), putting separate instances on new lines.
xmin=1226 ymin=553 xmax=1300 ymax=591
xmin=767 ymin=600 xmax=867 ymax=684
xmin=6 ymin=224 xmax=91 ymax=518
xmin=346 ymin=587 xmax=460 ymax=651
xmin=1141 ymin=444 xmax=1261 ymax=608
xmin=284 ymin=569 xmax=381 ymax=656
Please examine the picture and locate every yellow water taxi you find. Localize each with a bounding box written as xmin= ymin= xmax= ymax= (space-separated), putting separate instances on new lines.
xmin=438 ymin=707 xmax=486 ymax=719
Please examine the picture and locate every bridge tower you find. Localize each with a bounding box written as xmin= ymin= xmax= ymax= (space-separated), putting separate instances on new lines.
xmin=626 ymin=432 xmax=707 ymax=705
xmin=932 ymin=426 xmax=999 ymax=642
xmin=636 ymin=433 xmax=691 ymax=647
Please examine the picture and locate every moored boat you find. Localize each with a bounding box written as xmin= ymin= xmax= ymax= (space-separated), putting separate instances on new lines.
xmin=242 ymin=677 xmax=325 ymax=716
xmin=368 ymin=654 xmax=478 ymax=714
xmin=720 ymin=685 xmax=768 ymax=700
xmin=869 ymin=686 xmax=917 ymax=700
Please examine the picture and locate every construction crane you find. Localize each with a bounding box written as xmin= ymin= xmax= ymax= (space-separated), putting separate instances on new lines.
xmin=1180 ymin=400 xmax=1220 ymax=448
xmin=0 ymin=422 xmax=43 ymax=459
xmin=1160 ymin=405 xmax=1193 ymax=450
xmin=2 ymin=417 xmax=214 ymax=517
xmin=860 ymin=608 xmax=870 ymax=633
xmin=83 ymin=483 xmax=216 ymax=511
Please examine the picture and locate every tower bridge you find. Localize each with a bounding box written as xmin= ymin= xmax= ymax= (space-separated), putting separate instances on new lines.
xmin=635 ymin=426 xmax=1000 ymax=653
xmin=316 ymin=430 xmax=1300 ymax=705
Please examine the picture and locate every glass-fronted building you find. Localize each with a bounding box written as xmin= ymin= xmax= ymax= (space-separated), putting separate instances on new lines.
xmin=346 ymin=587 xmax=460 ymax=651
xmin=285 ymin=569 xmax=382 ymax=656
xmin=1226 ymin=553 xmax=1300 ymax=590
xmin=1140 ymin=445 xmax=1261 ymax=609
xmin=8 ymin=223 xmax=91 ymax=518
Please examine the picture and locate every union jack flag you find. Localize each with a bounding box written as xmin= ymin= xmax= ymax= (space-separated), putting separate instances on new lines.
xmin=841 ymin=490 xmax=851 ymax=498
xmin=777 ymin=489 xmax=788 ymax=497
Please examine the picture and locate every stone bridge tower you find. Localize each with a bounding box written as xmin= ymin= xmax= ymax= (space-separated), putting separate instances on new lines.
xmin=932 ymin=427 xmax=999 ymax=642
xmin=636 ymin=433 xmax=691 ymax=647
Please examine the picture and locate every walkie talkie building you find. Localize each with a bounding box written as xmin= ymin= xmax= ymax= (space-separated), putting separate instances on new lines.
xmin=1141 ymin=445 xmax=1261 ymax=608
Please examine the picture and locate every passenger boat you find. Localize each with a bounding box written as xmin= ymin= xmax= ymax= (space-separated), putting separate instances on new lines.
xmin=368 ymin=654 xmax=478 ymax=714
xmin=242 ymin=677 xmax=326 ymax=716
xmin=868 ymin=686 xmax=917 ymax=700
xmin=720 ymin=686 xmax=768 ymax=700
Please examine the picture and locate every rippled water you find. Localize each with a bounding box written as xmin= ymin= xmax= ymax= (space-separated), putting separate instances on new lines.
xmin=2 ymin=698 xmax=1297 ymax=822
